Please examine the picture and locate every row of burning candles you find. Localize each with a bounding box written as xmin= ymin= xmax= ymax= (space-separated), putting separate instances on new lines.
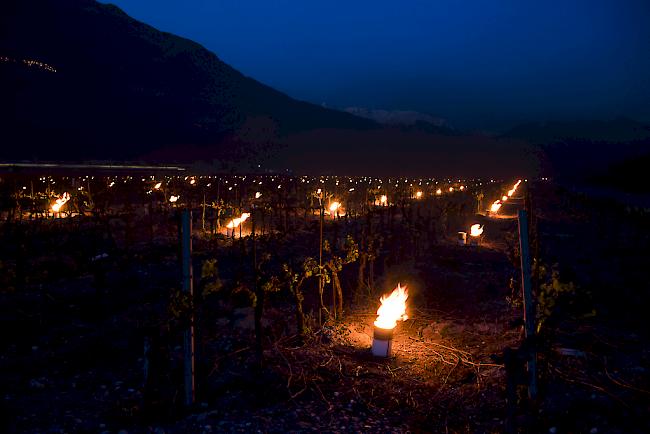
xmin=373 ymin=180 xmax=523 ymax=357
xmin=48 ymin=181 xmax=467 ymax=216
xmin=489 ymin=179 xmax=522 ymax=213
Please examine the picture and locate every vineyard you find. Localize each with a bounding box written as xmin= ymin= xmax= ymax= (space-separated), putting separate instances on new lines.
xmin=0 ymin=172 xmax=649 ymax=433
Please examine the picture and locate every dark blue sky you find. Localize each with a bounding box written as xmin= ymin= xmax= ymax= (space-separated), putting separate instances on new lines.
xmin=102 ymin=0 xmax=650 ymax=129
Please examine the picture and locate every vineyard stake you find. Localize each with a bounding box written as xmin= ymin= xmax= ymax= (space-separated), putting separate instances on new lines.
xmin=517 ymin=209 xmax=537 ymax=399
xmin=181 ymin=208 xmax=195 ymax=406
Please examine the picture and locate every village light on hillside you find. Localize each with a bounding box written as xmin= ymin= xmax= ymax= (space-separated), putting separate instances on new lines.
xmin=372 ymin=284 xmax=409 ymax=358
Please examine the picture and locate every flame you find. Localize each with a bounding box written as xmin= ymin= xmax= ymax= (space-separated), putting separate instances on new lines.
xmin=255 ymin=192 xmax=262 ymax=199
xmin=374 ymin=284 xmax=409 ymax=330
xmin=436 ymin=188 xmax=442 ymax=195
xmin=502 ymin=195 xmax=508 ymax=201
xmin=329 ymin=201 xmax=341 ymax=213
xmin=490 ymin=200 xmax=502 ymax=212
xmin=460 ymin=186 xmax=465 ymax=191
xmin=154 ymin=182 xmax=162 ymax=190
xmin=470 ymin=224 xmax=484 ymax=237
xmin=169 ymin=195 xmax=179 ymax=203
xmin=507 ymin=179 xmax=522 ymax=197
xmin=415 ymin=191 xmax=423 ymax=199
xmin=51 ymin=192 xmax=70 ymax=213
xmin=226 ymin=212 xmax=250 ymax=229
xmin=380 ymin=195 xmax=387 ymax=205
xmin=190 ymin=179 xmax=196 ymax=185
xmin=449 ymin=187 xmax=454 ymax=192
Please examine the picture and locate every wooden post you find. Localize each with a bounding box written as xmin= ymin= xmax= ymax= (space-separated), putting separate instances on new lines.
xmin=318 ymin=196 xmax=325 ymax=325
xmin=517 ymin=209 xmax=537 ymax=399
xmin=181 ymin=209 xmax=195 ymax=407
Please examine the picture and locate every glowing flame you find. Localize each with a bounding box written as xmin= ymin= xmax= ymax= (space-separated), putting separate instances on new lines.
xmin=470 ymin=224 xmax=484 ymax=237
xmin=502 ymin=195 xmax=508 ymax=201
xmin=190 ymin=179 xmax=196 ymax=185
xmin=226 ymin=212 xmax=250 ymax=229
xmin=449 ymin=187 xmax=454 ymax=192
xmin=374 ymin=284 xmax=409 ymax=330
xmin=380 ymin=195 xmax=387 ymax=205
xmin=154 ymin=182 xmax=162 ymax=190
xmin=329 ymin=201 xmax=341 ymax=213
xmin=436 ymin=188 xmax=442 ymax=195
xmin=169 ymin=195 xmax=179 ymax=203
xmin=51 ymin=192 xmax=70 ymax=213
xmin=490 ymin=200 xmax=502 ymax=212
xmin=460 ymin=186 xmax=465 ymax=191
xmin=507 ymin=180 xmax=522 ymax=197
xmin=109 ymin=181 xmax=115 ymax=188
xmin=415 ymin=191 xmax=423 ymax=199
xmin=255 ymin=192 xmax=262 ymax=199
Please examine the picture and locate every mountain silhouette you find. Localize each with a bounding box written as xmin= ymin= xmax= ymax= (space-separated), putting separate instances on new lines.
xmin=0 ymin=0 xmax=375 ymax=163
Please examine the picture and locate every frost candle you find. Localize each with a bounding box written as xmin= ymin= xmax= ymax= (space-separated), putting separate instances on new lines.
xmin=371 ymin=284 xmax=409 ymax=358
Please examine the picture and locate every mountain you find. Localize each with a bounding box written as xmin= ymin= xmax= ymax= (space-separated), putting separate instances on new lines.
xmin=0 ymin=0 xmax=374 ymax=163
xmin=344 ymin=107 xmax=449 ymax=129
xmin=0 ymin=0 xmax=544 ymax=176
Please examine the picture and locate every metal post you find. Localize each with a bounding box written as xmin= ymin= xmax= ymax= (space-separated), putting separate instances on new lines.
xmin=318 ymin=197 xmax=324 ymax=325
xmin=181 ymin=209 xmax=195 ymax=407
xmin=517 ymin=209 xmax=537 ymax=399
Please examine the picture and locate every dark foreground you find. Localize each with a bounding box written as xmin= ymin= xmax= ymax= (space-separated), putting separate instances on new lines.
xmin=1 ymin=180 xmax=649 ymax=433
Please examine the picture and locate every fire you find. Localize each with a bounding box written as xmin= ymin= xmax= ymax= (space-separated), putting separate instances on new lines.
xmin=415 ymin=191 xmax=423 ymax=199
xmin=374 ymin=284 xmax=409 ymax=330
xmin=449 ymin=187 xmax=454 ymax=192
xmin=329 ymin=201 xmax=341 ymax=215
xmin=436 ymin=188 xmax=442 ymax=195
xmin=255 ymin=192 xmax=262 ymax=199
xmin=51 ymin=192 xmax=70 ymax=213
xmin=490 ymin=200 xmax=502 ymax=212
xmin=190 ymin=179 xmax=196 ymax=185
xmin=470 ymin=224 xmax=484 ymax=237
xmin=226 ymin=212 xmax=250 ymax=229
xmin=502 ymin=195 xmax=508 ymax=201
xmin=380 ymin=195 xmax=388 ymax=205
xmin=169 ymin=195 xmax=179 ymax=203
xmin=154 ymin=182 xmax=162 ymax=190
xmin=507 ymin=179 xmax=522 ymax=197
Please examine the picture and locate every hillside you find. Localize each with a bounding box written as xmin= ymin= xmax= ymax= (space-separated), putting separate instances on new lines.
xmin=0 ymin=0 xmax=374 ymax=162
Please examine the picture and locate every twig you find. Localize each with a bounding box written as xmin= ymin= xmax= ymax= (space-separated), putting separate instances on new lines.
xmin=603 ymin=357 xmax=650 ymax=396
xmin=553 ymin=366 xmax=629 ymax=408
xmin=312 ymin=381 xmax=331 ymax=409
xmin=208 ymin=346 xmax=251 ymax=377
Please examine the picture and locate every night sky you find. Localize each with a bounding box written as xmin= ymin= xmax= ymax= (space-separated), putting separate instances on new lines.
xmin=101 ymin=0 xmax=650 ymax=130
